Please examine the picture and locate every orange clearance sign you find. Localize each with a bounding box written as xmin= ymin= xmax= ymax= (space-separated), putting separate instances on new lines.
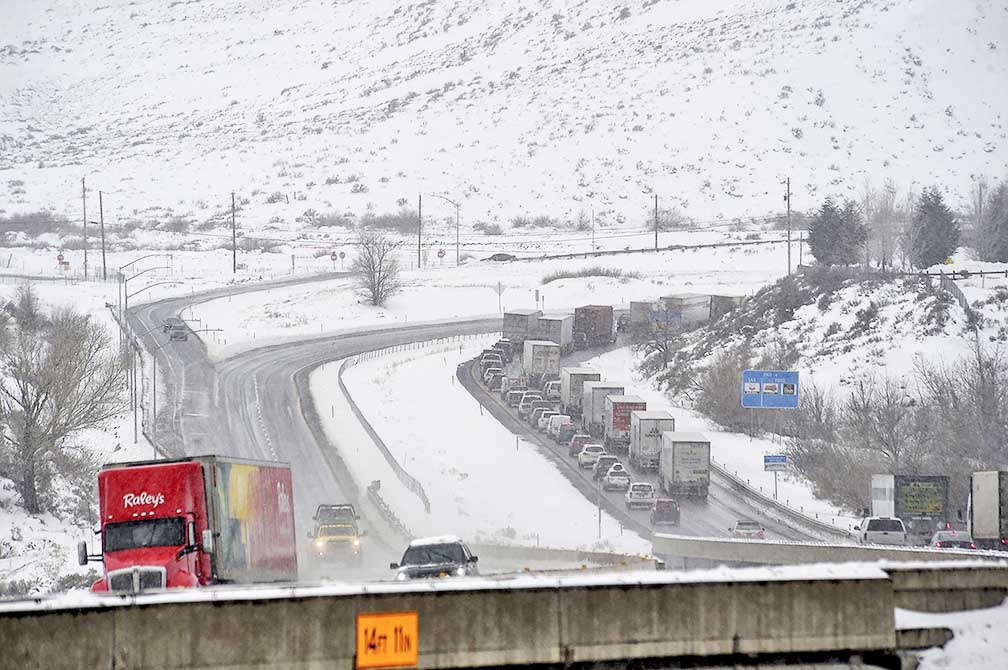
xmin=356 ymin=611 xmax=419 ymax=669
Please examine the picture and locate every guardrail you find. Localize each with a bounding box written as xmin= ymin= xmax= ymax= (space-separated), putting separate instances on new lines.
xmin=710 ymin=461 xmax=852 ymax=540
xmin=653 ymin=532 xmax=1008 ymax=569
xmin=337 ymin=333 xmax=499 ymax=516
xmin=519 ymin=237 xmax=788 ymax=262
xmin=338 ymin=356 xmax=433 ymax=513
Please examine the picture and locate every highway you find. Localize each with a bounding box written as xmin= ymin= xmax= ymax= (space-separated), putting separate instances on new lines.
xmin=126 ymin=272 xmax=820 ymax=583
xmin=127 ymin=274 xmax=499 ymax=579
xmin=457 ymin=357 xmax=816 ymax=547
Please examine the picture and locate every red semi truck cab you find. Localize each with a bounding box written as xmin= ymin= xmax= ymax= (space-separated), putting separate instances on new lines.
xmin=82 ymin=456 xmax=297 ymax=593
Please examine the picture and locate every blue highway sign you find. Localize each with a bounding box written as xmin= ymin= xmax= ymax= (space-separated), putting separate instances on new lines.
xmin=741 ymin=370 xmax=799 ymax=409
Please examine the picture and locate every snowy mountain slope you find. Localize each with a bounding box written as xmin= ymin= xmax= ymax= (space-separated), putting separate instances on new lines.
xmin=1 ymin=0 xmax=1005 ymax=231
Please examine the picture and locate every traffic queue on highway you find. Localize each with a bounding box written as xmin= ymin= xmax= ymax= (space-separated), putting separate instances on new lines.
xmin=475 ymin=304 xmax=729 ymax=535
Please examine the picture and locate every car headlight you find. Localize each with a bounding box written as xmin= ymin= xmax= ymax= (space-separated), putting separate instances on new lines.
xmin=314 ymin=540 xmax=325 ymax=549
xmin=396 ymin=571 xmax=407 ymax=581
xmin=353 ymin=539 xmax=360 ymax=547
xmin=455 ymin=566 xmax=466 ymax=576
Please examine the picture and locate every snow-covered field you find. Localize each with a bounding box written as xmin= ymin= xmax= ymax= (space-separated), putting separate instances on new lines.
xmin=191 ymin=236 xmax=789 ymax=359
xmin=898 ymin=598 xmax=1008 ymax=668
xmin=320 ymin=339 xmax=651 ymax=555
xmin=2 ymin=0 xmax=1005 ymax=232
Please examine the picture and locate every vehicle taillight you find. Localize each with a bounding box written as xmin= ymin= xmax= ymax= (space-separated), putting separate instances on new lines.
xmin=971 ymin=543 xmax=977 ymax=549
xmin=757 ymin=531 xmax=764 ymax=538
xmin=1001 ymin=538 xmax=1007 ymax=545
xmin=935 ymin=541 xmax=943 ymax=547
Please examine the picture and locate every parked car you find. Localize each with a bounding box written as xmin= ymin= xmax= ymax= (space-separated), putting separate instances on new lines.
xmin=730 ymin=520 xmax=765 ymax=539
xmin=546 ymin=414 xmax=572 ymax=439
xmin=506 ymin=389 xmax=527 ymax=407
xmin=529 ymin=406 xmax=552 ymax=427
xmin=518 ymin=392 xmax=544 ymax=418
xmin=389 ymin=535 xmax=479 ymax=580
xmin=928 ymin=530 xmax=976 ymax=550
xmin=577 ymin=444 xmax=606 ymax=469
xmin=592 ymin=455 xmax=620 ymax=482
xmin=650 ymin=498 xmax=681 ymax=526
xmin=568 ymin=433 xmax=592 ymax=457
xmin=527 ymin=400 xmax=553 ymax=421
xmin=602 ymin=464 xmax=631 ymax=491
xmin=625 ymin=482 xmax=656 ymax=509
xmin=483 ymin=253 xmax=517 ymax=262
xmin=537 ymin=410 xmax=560 ymax=432
xmin=853 ymin=517 xmax=908 ymax=546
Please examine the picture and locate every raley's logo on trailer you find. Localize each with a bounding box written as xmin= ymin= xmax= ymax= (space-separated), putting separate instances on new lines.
xmin=122 ymin=492 xmax=165 ymax=509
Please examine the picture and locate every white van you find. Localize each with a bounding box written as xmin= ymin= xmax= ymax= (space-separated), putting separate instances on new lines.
xmin=547 ymin=414 xmax=572 ymax=439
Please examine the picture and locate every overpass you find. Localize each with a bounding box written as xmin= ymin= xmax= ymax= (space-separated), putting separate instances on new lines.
xmin=5 ymin=559 xmax=1006 ymax=669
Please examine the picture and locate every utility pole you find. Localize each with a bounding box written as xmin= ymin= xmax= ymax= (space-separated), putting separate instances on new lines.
xmin=654 ymin=193 xmax=659 ymax=251
xmin=417 ymin=193 xmax=422 ymax=269
xmin=99 ymin=190 xmax=107 ymax=280
xmin=82 ymin=177 xmax=88 ymax=280
xmin=455 ymin=202 xmax=460 ymax=267
xmin=231 ymin=192 xmax=237 ymax=273
xmin=784 ymin=177 xmax=792 ymax=275
xmin=591 ymin=207 xmax=595 ymax=253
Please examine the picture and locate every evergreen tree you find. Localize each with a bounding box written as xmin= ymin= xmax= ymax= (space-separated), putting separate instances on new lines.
xmin=977 ymin=181 xmax=1008 ymax=262
xmin=909 ymin=187 xmax=959 ymax=268
xmin=807 ymin=197 xmax=866 ymax=266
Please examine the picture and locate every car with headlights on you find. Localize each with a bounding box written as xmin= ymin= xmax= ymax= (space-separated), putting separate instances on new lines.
xmin=390 ymin=535 xmax=479 ymax=580
xmin=309 ymin=523 xmax=364 ymax=562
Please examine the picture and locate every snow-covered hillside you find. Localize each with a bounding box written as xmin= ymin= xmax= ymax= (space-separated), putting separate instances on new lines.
xmin=1 ymin=0 xmax=1005 ymax=230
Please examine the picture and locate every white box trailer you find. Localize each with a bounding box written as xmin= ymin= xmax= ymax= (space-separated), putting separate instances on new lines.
xmin=629 ymin=410 xmax=675 ymax=471
xmin=522 ymin=340 xmax=561 ymax=382
xmin=560 ymin=367 xmax=601 ymax=417
xmin=537 ymin=314 xmax=574 ymax=353
xmin=659 ymin=431 xmax=710 ymax=498
xmin=969 ymin=471 xmax=1008 ymax=550
xmin=503 ymin=309 xmax=542 ymax=345
xmin=581 ymin=382 xmax=625 ymax=437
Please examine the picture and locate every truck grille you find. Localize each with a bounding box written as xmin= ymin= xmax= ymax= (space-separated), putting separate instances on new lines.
xmin=107 ymin=566 xmax=167 ymax=593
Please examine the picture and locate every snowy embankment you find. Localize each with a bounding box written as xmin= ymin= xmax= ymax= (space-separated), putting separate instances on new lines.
xmin=897 ymin=599 xmax=1008 ymax=668
xmin=0 ymin=278 xmax=153 ymax=595
xmin=582 ymin=346 xmax=859 ymax=531
xmin=314 ymin=339 xmax=650 ymax=555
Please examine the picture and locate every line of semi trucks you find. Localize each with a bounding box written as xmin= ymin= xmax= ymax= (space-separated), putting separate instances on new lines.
xmin=491 ymin=303 xmax=1008 ymax=548
xmin=485 ymin=304 xmax=712 ymax=501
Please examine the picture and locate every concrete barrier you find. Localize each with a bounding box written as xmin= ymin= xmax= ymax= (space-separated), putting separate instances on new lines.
xmin=653 ymin=532 xmax=1008 ymax=566
xmin=0 ymin=566 xmax=896 ymax=669
xmin=887 ymin=562 xmax=1008 ymax=612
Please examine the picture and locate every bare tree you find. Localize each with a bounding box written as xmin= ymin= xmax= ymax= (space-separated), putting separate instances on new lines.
xmin=842 ymin=377 xmax=929 ymax=474
xmin=351 ymin=232 xmax=402 ymax=306
xmin=0 ymin=298 xmax=126 ymax=513
xmin=873 ymin=178 xmax=898 ymax=270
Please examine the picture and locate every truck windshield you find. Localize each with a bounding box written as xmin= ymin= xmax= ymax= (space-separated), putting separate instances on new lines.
xmin=402 ymin=543 xmax=466 ymax=565
xmin=104 ymin=517 xmax=185 ymax=552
